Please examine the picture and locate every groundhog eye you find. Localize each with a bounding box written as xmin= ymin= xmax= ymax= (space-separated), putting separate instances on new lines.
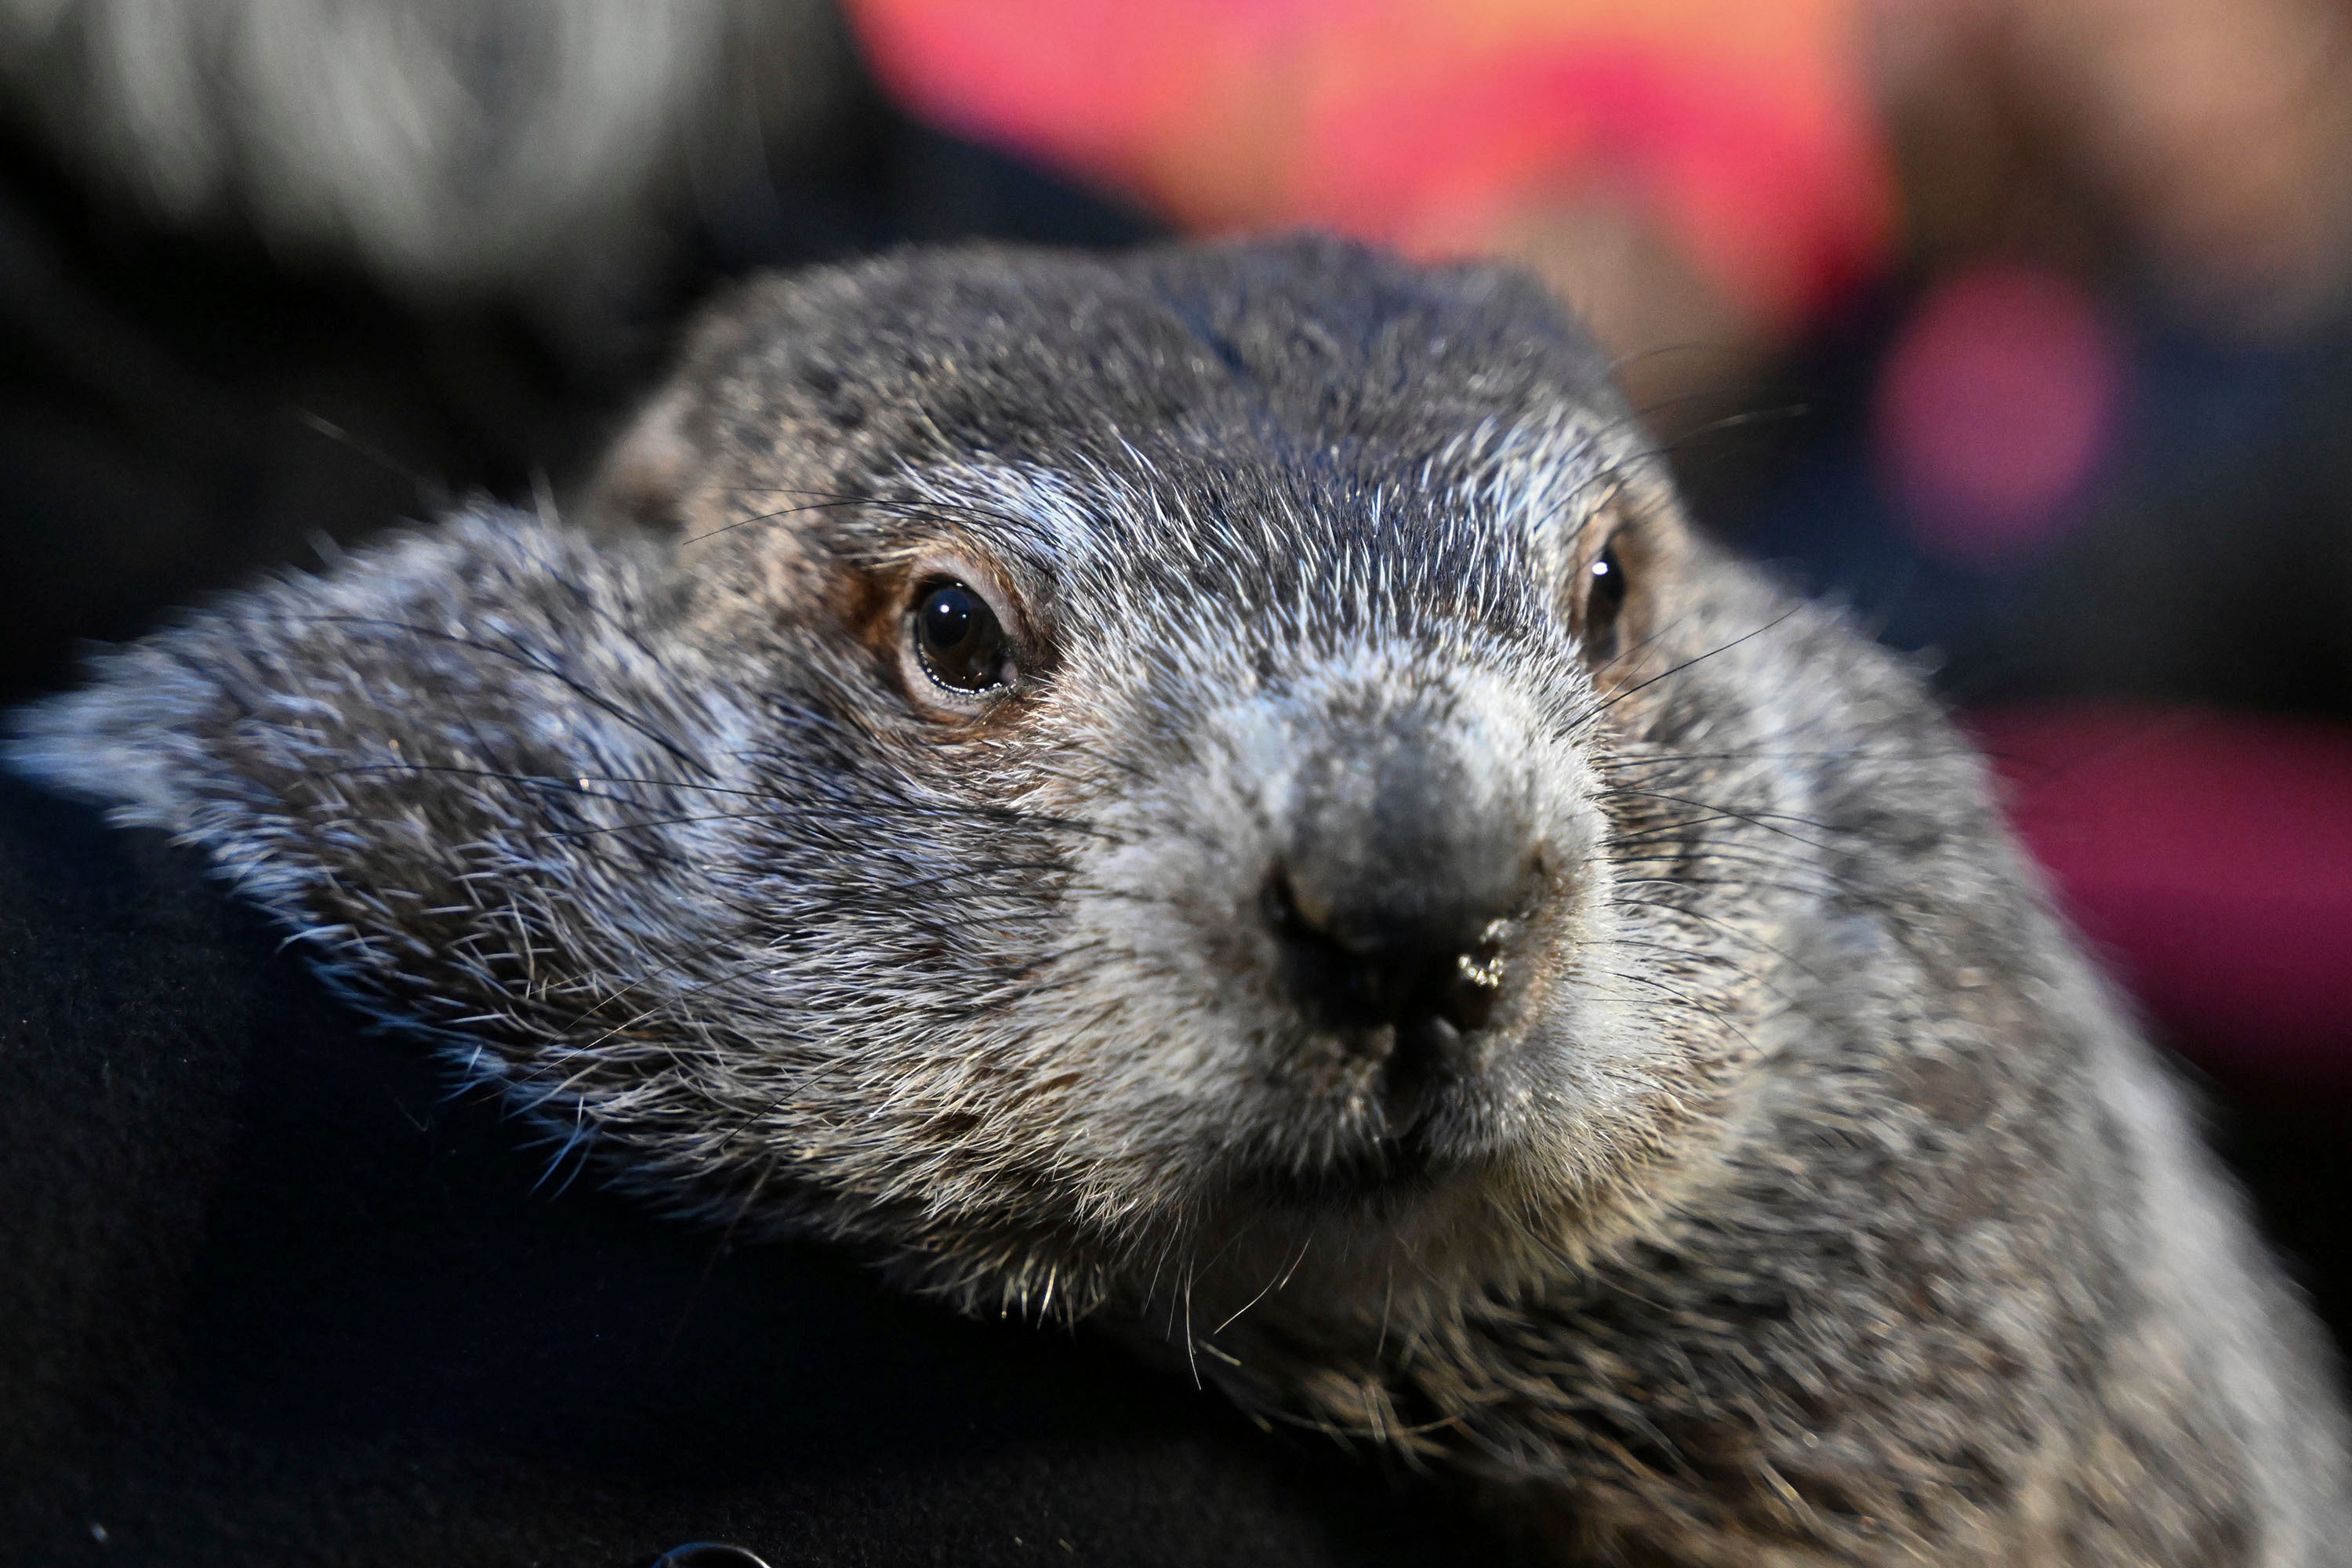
xmin=1582 ymin=539 xmax=1628 ymax=659
xmin=913 ymin=578 xmax=1012 ymax=693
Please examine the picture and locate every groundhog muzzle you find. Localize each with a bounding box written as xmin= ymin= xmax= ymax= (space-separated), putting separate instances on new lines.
xmin=15 ymin=237 xmax=2349 ymax=1565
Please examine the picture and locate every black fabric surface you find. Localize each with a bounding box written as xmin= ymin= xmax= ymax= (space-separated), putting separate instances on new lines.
xmin=0 ymin=775 xmax=1491 ymax=1566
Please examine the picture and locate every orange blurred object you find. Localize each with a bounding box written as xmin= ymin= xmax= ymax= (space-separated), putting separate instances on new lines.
xmin=848 ymin=0 xmax=1897 ymax=336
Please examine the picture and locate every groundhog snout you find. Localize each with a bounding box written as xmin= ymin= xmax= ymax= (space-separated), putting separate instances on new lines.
xmin=1261 ymin=715 xmax=1544 ymax=1076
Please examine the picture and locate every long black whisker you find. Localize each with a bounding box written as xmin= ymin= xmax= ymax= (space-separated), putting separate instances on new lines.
xmin=299 ymin=613 xmax=718 ymax=779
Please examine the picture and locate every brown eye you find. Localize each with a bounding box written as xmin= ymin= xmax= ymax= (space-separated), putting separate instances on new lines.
xmin=913 ymin=579 xmax=1012 ymax=693
xmin=1582 ymin=539 xmax=1628 ymax=662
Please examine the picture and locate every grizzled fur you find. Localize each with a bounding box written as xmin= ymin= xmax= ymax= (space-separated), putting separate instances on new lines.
xmin=13 ymin=238 xmax=2350 ymax=1564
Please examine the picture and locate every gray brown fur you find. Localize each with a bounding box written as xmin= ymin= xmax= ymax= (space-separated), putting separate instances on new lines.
xmin=13 ymin=238 xmax=2349 ymax=1564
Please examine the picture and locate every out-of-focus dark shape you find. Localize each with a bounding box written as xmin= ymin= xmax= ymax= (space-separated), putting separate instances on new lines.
xmin=1718 ymin=308 xmax=2352 ymax=719
xmin=0 ymin=0 xmax=854 ymax=342
xmin=0 ymin=0 xmax=1153 ymax=706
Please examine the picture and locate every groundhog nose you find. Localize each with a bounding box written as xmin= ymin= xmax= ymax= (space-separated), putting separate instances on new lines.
xmin=1266 ymin=736 xmax=1537 ymax=1040
xmin=1266 ymin=865 xmax=1517 ymax=1044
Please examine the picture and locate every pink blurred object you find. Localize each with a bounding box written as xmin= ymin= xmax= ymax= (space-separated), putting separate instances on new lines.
xmin=1970 ymin=704 xmax=2352 ymax=1086
xmin=1875 ymin=265 xmax=2125 ymax=568
xmin=846 ymin=0 xmax=1895 ymax=333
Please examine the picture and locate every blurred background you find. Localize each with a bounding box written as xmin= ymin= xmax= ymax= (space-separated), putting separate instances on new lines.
xmin=2 ymin=0 xmax=2347 ymax=1337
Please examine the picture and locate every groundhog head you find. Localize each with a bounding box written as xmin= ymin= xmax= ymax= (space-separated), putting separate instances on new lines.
xmin=16 ymin=238 xmax=1822 ymax=1327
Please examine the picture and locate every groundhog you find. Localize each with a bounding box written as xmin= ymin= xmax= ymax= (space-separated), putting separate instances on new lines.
xmin=13 ymin=238 xmax=2349 ymax=1565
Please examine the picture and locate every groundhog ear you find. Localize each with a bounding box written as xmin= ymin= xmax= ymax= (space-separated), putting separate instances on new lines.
xmin=5 ymin=504 xmax=696 ymax=906
xmin=579 ymin=384 xmax=699 ymax=535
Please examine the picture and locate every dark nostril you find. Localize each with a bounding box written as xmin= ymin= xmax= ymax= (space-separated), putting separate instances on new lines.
xmin=1265 ymin=868 xmax=1515 ymax=1038
xmin=1438 ymin=931 xmax=1506 ymax=1033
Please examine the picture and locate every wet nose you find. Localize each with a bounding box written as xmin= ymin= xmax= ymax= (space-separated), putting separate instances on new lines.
xmin=1266 ymin=727 xmax=1538 ymax=1040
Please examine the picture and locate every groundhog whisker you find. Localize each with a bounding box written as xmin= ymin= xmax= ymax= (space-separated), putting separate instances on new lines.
xmin=318 ymin=759 xmax=1116 ymax=843
xmin=299 ymin=613 xmax=719 ymax=779
xmin=1609 ymin=904 xmax=1824 ymax=990
xmin=1579 ymin=608 xmax=1806 ymax=722
xmin=1596 ymin=967 xmax=1762 ymax=1051
xmin=678 ymin=493 xmax=872 ymax=544
xmin=1606 ymin=851 xmax=1893 ymax=913
xmin=689 ymin=485 xmax=1055 ymax=549
xmin=1599 ymin=747 xmax=1986 ymax=779
xmin=730 ymin=481 xmax=1041 ymax=532
xmin=532 ymin=803 xmax=1112 ymax=843
xmin=1611 ymin=870 xmax=1854 ymax=909
xmin=1592 ymin=789 xmax=1844 ymax=850
xmin=546 ymin=860 xmax=1079 ymax=1044
xmin=317 ymin=761 xmax=767 ymax=805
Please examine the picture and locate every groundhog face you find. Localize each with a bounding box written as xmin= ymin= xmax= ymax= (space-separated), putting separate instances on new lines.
xmin=18 ymin=239 xmax=1801 ymax=1316
xmin=631 ymin=437 xmax=1709 ymax=1297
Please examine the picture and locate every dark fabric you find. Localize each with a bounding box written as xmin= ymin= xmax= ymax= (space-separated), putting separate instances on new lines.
xmin=0 ymin=775 xmax=1491 ymax=1566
